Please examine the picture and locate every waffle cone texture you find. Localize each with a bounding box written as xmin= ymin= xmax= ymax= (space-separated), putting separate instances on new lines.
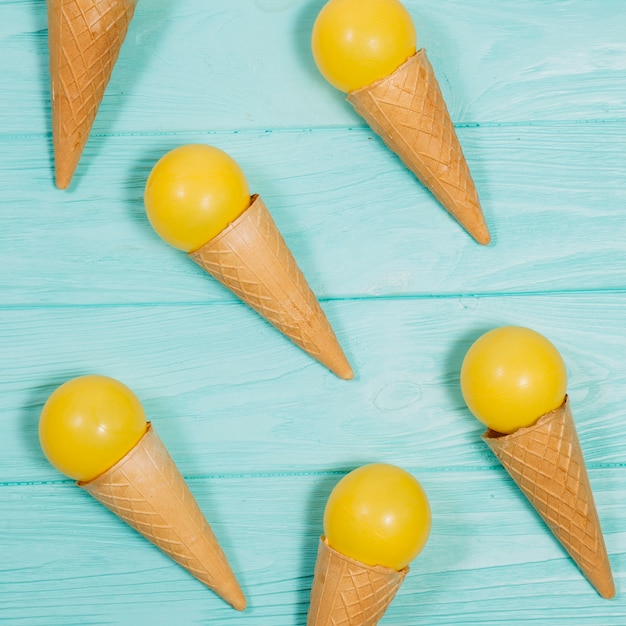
xmin=47 ymin=0 xmax=137 ymax=188
xmin=347 ymin=49 xmax=490 ymax=245
xmin=307 ymin=537 xmax=407 ymax=625
xmin=483 ymin=396 xmax=615 ymax=598
xmin=79 ymin=423 xmax=246 ymax=610
xmin=189 ymin=195 xmax=353 ymax=379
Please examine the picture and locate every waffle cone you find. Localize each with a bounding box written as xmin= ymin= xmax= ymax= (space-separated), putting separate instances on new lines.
xmin=307 ymin=537 xmax=407 ymax=625
xmin=483 ymin=396 xmax=615 ymax=598
xmin=189 ymin=195 xmax=353 ymax=379
xmin=347 ymin=49 xmax=490 ymax=245
xmin=47 ymin=0 xmax=137 ymax=189
xmin=79 ymin=423 xmax=246 ymax=610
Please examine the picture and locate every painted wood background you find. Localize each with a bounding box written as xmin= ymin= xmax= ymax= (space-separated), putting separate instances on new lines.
xmin=1 ymin=0 xmax=625 ymax=623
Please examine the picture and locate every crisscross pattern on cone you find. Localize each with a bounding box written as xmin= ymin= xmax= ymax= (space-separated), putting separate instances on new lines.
xmin=79 ymin=423 xmax=246 ymax=610
xmin=189 ymin=195 xmax=353 ymax=379
xmin=347 ymin=49 xmax=490 ymax=245
xmin=483 ymin=397 xmax=615 ymax=598
xmin=307 ymin=537 xmax=407 ymax=625
xmin=48 ymin=0 xmax=137 ymax=188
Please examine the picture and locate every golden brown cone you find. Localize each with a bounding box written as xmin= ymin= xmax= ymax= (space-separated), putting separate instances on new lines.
xmin=47 ymin=0 xmax=137 ymax=189
xmin=347 ymin=49 xmax=490 ymax=245
xmin=307 ymin=537 xmax=407 ymax=626
xmin=189 ymin=195 xmax=354 ymax=380
xmin=79 ymin=423 xmax=246 ymax=610
xmin=483 ymin=396 xmax=615 ymax=598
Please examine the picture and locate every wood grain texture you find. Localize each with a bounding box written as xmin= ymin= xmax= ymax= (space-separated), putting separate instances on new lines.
xmin=1 ymin=471 xmax=624 ymax=625
xmin=2 ymin=0 xmax=625 ymax=135
xmin=2 ymin=294 xmax=625 ymax=483
xmin=0 ymin=0 xmax=625 ymax=624
xmin=1 ymin=123 xmax=625 ymax=304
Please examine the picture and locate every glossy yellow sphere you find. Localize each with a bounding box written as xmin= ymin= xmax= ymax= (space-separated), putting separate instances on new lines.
xmin=144 ymin=144 xmax=251 ymax=252
xmin=324 ymin=463 xmax=431 ymax=570
xmin=312 ymin=0 xmax=416 ymax=93
xmin=39 ymin=375 xmax=148 ymax=482
xmin=461 ymin=326 xmax=567 ymax=434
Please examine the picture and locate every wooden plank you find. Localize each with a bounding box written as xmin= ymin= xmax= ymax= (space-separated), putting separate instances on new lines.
xmin=1 ymin=0 xmax=625 ymax=623
xmin=2 ymin=123 xmax=625 ymax=305
xmin=1 ymin=0 xmax=625 ymax=136
xmin=2 ymin=293 xmax=624 ymax=482
xmin=0 ymin=470 xmax=622 ymax=625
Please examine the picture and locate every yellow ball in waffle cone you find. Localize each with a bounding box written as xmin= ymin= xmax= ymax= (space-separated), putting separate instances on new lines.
xmin=39 ymin=376 xmax=246 ymax=610
xmin=144 ymin=145 xmax=353 ymax=379
xmin=47 ymin=0 xmax=137 ymax=189
xmin=307 ymin=464 xmax=431 ymax=624
xmin=461 ymin=327 xmax=615 ymax=597
xmin=312 ymin=0 xmax=490 ymax=245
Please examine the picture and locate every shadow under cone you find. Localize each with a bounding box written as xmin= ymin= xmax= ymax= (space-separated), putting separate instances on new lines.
xmin=47 ymin=0 xmax=137 ymax=188
xmin=307 ymin=537 xmax=407 ymax=626
xmin=483 ymin=396 xmax=615 ymax=598
xmin=79 ymin=423 xmax=246 ymax=610
xmin=189 ymin=195 xmax=354 ymax=380
xmin=347 ymin=49 xmax=490 ymax=245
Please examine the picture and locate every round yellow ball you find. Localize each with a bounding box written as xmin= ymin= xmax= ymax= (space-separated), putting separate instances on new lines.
xmin=39 ymin=375 xmax=147 ymax=482
xmin=324 ymin=463 xmax=431 ymax=570
xmin=144 ymin=144 xmax=250 ymax=252
xmin=312 ymin=0 xmax=417 ymax=93
xmin=460 ymin=326 xmax=567 ymax=434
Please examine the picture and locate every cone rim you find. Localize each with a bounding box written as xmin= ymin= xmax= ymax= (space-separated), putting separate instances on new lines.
xmin=192 ymin=194 xmax=260 ymax=253
xmin=348 ymin=48 xmax=426 ymax=97
xmin=318 ymin=536 xmax=409 ymax=577
xmin=77 ymin=421 xmax=152 ymax=487
xmin=482 ymin=395 xmax=569 ymax=442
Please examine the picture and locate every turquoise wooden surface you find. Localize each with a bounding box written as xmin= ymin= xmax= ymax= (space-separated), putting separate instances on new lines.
xmin=1 ymin=0 xmax=625 ymax=624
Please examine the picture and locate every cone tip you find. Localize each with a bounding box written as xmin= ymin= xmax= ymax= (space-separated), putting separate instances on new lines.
xmin=332 ymin=358 xmax=354 ymax=380
xmin=223 ymin=585 xmax=247 ymax=611
xmin=467 ymin=219 xmax=491 ymax=245
xmin=52 ymin=130 xmax=81 ymax=189
xmin=294 ymin=336 xmax=355 ymax=380
xmin=474 ymin=228 xmax=491 ymax=245
xmin=590 ymin=569 xmax=616 ymax=600
xmin=54 ymin=156 xmax=78 ymax=189
xmin=55 ymin=170 xmax=72 ymax=190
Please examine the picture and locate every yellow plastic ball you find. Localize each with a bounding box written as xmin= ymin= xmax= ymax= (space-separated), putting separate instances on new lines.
xmin=460 ymin=326 xmax=567 ymax=434
xmin=312 ymin=0 xmax=416 ymax=93
xmin=144 ymin=144 xmax=251 ymax=252
xmin=324 ymin=463 xmax=431 ymax=570
xmin=39 ymin=375 xmax=148 ymax=482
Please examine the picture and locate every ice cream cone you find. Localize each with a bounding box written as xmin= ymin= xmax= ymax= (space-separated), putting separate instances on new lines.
xmin=79 ymin=423 xmax=246 ymax=610
xmin=189 ymin=194 xmax=354 ymax=380
xmin=47 ymin=0 xmax=137 ymax=189
xmin=307 ymin=536 xmax=407 ymax=626
xmin=347 ymin=49 xmax=490 ymax=245
xmin=482 ymin=396 xmax=615 ymax=598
